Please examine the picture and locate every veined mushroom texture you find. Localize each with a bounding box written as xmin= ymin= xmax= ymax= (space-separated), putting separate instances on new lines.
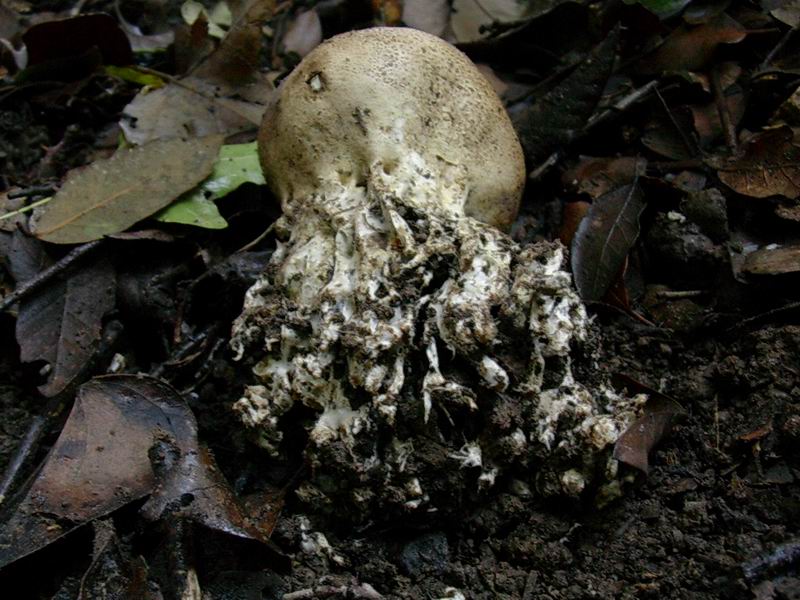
xmin=231 ymin=27 xmax=644 ymax=518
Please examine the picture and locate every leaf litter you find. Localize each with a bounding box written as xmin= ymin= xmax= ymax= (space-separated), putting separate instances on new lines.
xmin=5 ymin=1 xmax=800 ymax=597
xmin=0 ymin=375 xmax=287 ymax=573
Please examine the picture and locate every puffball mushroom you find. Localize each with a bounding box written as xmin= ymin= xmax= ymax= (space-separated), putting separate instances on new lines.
xmin=231 ymin=27 xmax=644 ymax=519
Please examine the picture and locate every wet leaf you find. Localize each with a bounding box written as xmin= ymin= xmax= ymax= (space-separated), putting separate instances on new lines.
xmin=623 ymin=0 xmax=692 ymax=19
xmin=22 ymin=13 xmax=133 ymax=69
xmin=0 ymin=376 xmax=191 ymax=568
xmin=716 ymin=127 xmax=800 ymax=199
xmin=742 ymin=245 xmax=800 ymax=275
xmin=641 ymin=13 xmax=746 ymax=73
xmin=511 ymin=27 xmax=618 ymax=164
xmin=571 ymin=180 xmax=647 ymax=302
xmin=9 ymin=232 xmax=116 ymax=397
xmin=156 ymin=142 xmax=265 ymax=229
xmin=613 ymin=378 xmax=684 ymax=474
xmin=33 ymin=136 xmax=223 ymax=244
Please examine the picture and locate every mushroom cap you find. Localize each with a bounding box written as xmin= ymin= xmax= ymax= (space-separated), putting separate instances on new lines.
xmin=258 ymin=27 xmax=525 ymax=230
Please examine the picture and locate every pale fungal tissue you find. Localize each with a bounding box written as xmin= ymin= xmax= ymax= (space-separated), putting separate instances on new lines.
xmin=230 ymin=27 xmax=645 ymax=520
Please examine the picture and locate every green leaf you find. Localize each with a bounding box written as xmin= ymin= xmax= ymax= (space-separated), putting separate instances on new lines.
xmin=623 ymin=0 xmax=691 ymax=19
xmin=155 ymin=142 xmax=265 ymax=229
xmin=33 ymin=136 xmax=224 ymax=244
xmin=105 ymin=65 xmax=165 ymax=88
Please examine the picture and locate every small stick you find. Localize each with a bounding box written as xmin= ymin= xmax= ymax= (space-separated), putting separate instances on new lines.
xmin=0 ymin=394 xmax=67 ymax=504
xmin=655 ymin=290 xmax=707 ymax=299
xmin=761 ymin=26 xmax=797 ymax=69
xmin=711 ymin=67 xmax=738 ymax=154
xmin=7 ymin=185 xmax=56 ymax=199
xmin=0 ymin=197 xmax=52 ymax=222
xmin=585 ymin=80 xmax=659 ymax=129
xmin=0 ymin=239 xmax=104 ymax=313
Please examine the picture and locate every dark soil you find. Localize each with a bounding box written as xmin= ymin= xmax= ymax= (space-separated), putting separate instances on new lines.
xmin=2 ymin=1 xmax=800 ymax=599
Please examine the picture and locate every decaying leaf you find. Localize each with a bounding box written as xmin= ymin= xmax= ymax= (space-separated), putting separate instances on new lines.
xmin=563 ymin=157 xmax=647 ymax=199
xmin=33 ymin=136 xmax=223 ymax=244
xmin=742 ymin=245 xmax=800 ymax=275
xmin=0 ymin=377 xmax=187 ymax=567
xmin=511 ymin=27 xmax=618 ymax=164
xmin=8 ymin=232 xmax=116 ymax=397
xmin=690 ymin=85 xmax=745 ymax=147
xmin=571 ymin=180 xmax=647 ymax=302
xmin=613 ymin=376 xmax=684 ymax=473
xmin=0 ymin=375 xmax=287 ymax=572
xmin=121 ymin=77 xmax=270 ymax=145
xmin=641 ymin=109 xmax=697 ymax=160
xmin=716 ymin=127 xmax=800 ymax=199
xmin=641 ymin=13 xmax=746 ymax=74
xmin=21 ymin=13 xmax=133 ymax=70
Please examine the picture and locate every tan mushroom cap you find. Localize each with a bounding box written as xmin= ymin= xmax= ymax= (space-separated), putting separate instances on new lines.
xmin=258 ymin=27 xmax=525 ymax=230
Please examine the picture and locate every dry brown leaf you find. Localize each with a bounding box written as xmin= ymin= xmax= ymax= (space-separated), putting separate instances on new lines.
xmin=742 ymin=245 xmax=800 ymax=275
xmin=641 ymin=13 xmax=746 ymax=74
xmin=33 ymin=136 xmax=223 ymax=244
xmin=716 ymin=127 xmax=800 ymax=199
xmin=613 ymin=382 xmax=684 ymax=474
xmin=121 ymin=77 xmax=269 ymax=145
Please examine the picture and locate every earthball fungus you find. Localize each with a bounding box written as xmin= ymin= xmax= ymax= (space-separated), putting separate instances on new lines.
xmin=231 ymin=27 xmax=644 ymax=519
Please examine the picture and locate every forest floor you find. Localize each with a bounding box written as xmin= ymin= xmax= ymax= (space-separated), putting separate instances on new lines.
xmin=1 ymin=1 xmax=800 ymax=599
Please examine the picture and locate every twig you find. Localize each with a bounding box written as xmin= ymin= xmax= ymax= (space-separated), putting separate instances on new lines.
xmin=711 ymin=66 xmax=738 ymax=154
xmin=0 ymin=197 xmax=52 ymax=222
xmin=528 ymin=151 xmax=560 ymax=181
xmin=761 ymin=26 xmax=797 ymax=69
xmin=7 ymin=185 xmax=56 ymax=199
xmin=528 ymin=80 xmax=660 ymax=180
xmin=283 ymin=583 xmax=382 ymax=600
xmin=0 ymin=395 xmax=65 ymax=504
xmin=236 ymin=221 xmax=276 ymax=253
xmin=585 ymin=80 xmax=659 ymax=129
xmin=655 ymin=290 xmax=707 ymax=299
xmin=0 ymin=239 xmax=104 ymax=313
xmin=726 ymin=301 xmax=800 ymax=334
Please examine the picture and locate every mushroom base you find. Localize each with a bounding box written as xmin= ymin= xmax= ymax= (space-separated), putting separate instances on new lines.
xmin=231 ymin=165 xmax=644 ymax=522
